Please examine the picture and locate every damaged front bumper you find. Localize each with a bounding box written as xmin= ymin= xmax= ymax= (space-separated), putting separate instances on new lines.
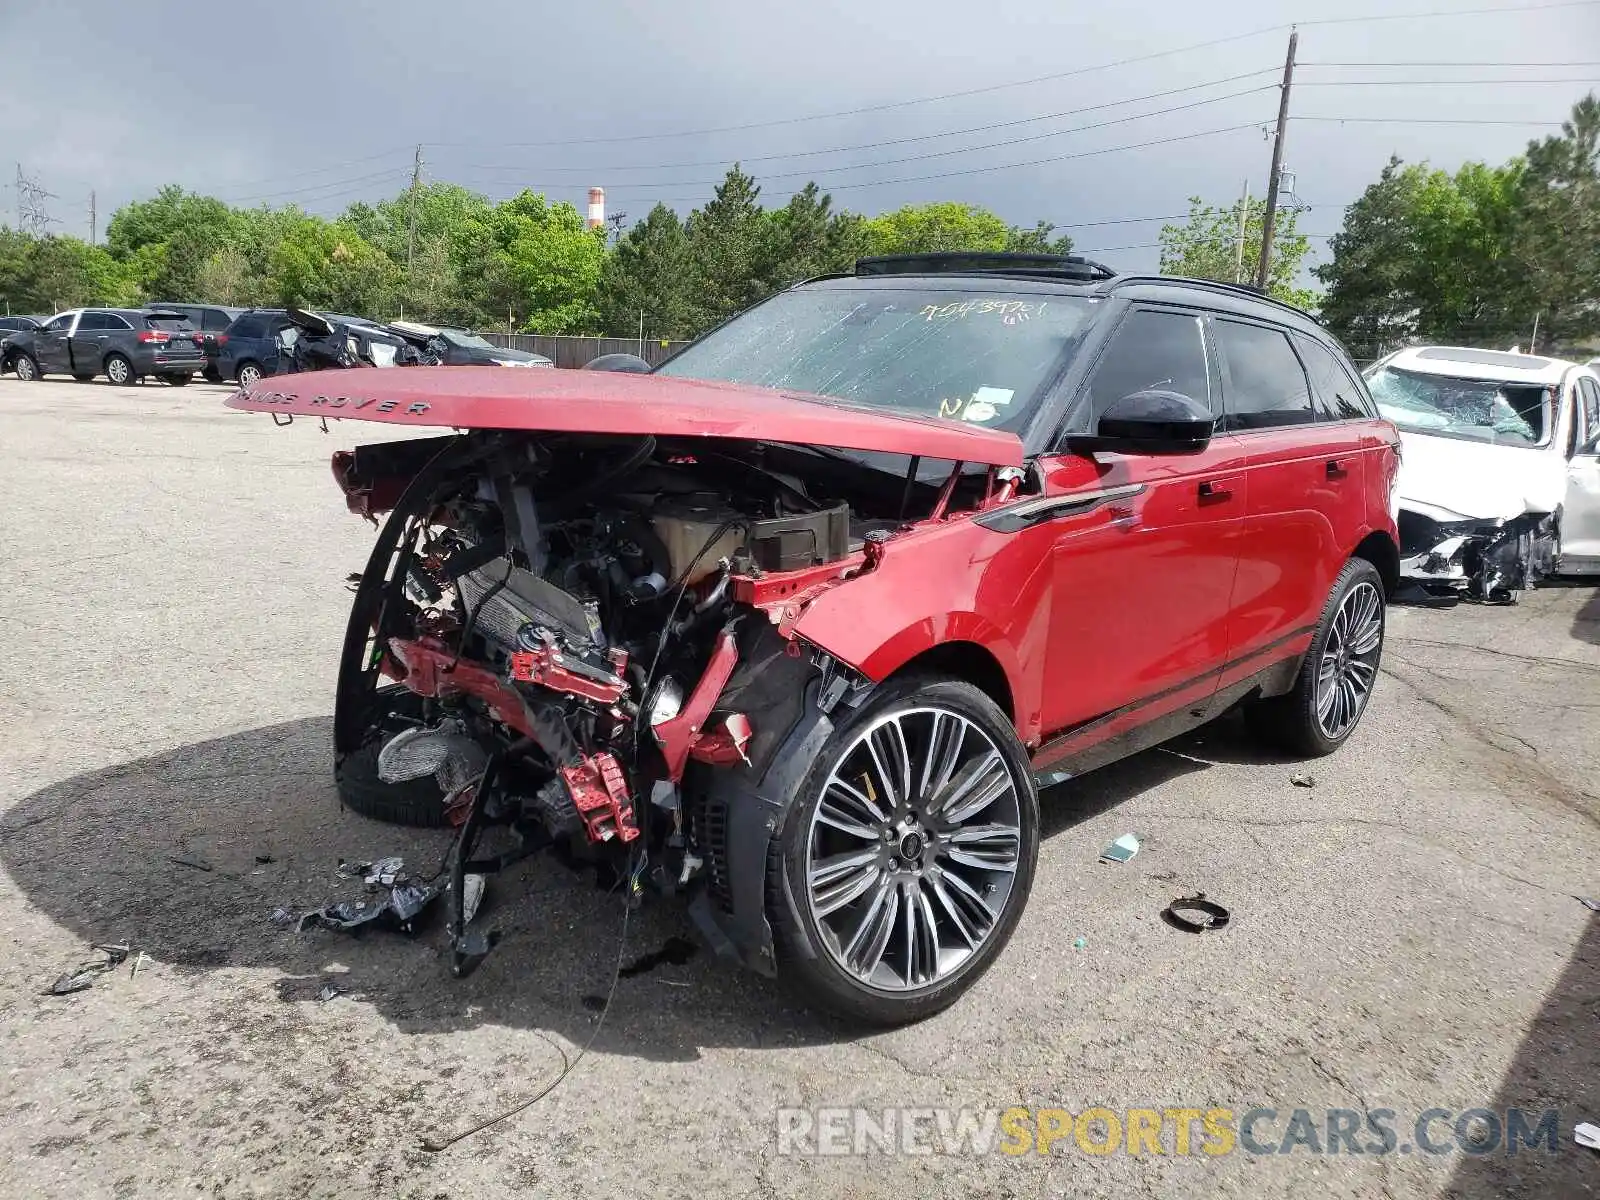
xmin=1397 ymin=507 xmax=1556 ymax=601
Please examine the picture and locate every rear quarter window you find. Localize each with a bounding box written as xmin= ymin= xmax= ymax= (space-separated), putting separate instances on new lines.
xmin=1296 ymin=335 xmax=1373 ymax=420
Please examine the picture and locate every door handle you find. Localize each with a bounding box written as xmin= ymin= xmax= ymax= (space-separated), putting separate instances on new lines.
xmin=1326 ymin=458 xmax=1349 ymax=479
xmin=1198 ymin=479 xmax=1233 ymax=500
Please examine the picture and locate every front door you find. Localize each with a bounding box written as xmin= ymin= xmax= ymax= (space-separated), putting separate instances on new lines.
xmin=34 ymin=312 xmax=76 ymax=372
xmin=1034 ymin=305 xmax=1246 ymax=774
xmin=69 ymin=311 xmax=116 ymax=373
xmin=1562 ymin=376 xmax=1600 ymax=567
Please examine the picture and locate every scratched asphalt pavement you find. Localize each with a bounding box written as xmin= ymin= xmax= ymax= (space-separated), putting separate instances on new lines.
xmin=1 ymin=377 xmax=1597 ymax=1199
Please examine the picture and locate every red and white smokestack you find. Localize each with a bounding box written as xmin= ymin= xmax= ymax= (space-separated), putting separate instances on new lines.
xmin=586 ymin=187 xmax=605 ymax=230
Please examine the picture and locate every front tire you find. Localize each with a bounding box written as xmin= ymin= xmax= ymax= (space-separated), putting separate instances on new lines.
xmin=14 ymin=354 xmax=40 ymax=381
xmin=1246 ymin=558 xmax=1386 ymax=757
xmin=769 ymin=675 xmax=1039 ymax=1026
xmin=104 ymin=353 xmax=132 ymax=386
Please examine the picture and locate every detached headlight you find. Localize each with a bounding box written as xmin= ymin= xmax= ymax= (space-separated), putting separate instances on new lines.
xmin=647 ymin=677 xmax=685 ymax=727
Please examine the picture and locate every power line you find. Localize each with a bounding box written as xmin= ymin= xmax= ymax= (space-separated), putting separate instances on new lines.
xmin=451 ymin=70 xmax=1281 ymax=176
xmin=1296 ymin=115 xmax=1567 ymax=125
xmin=458 ymin=85 xmax=1278 ymax=188
xmin=218 ymin=167 xmax=414 ymax=205
xmin=1296 ymin=76 xmax=1600 ymax=85
xmin=1301 ymin=60 xmax=1600 ymax=66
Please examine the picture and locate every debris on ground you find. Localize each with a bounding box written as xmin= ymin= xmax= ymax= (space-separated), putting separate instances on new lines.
xmin=269 ymin=907 xmax=295 ymax=928
xmin=300 ymin=857 xmax=442 ymax=935
xmin=255 ymin=854 xmax=276 ymax=865
xmin=47 ymin=944 xmax=132 ymax=996
xmin=1577 ymin=896 xmax=1600 ymax=913
xmin=1575 ymin=1122 xmax=1600 ymax=1151
xmin=317 ymin=983 xmax=340 ymax=1002
xmin=1099 ymin=833 xmax=1141 ymax=864
xmin=168 ymin=855 xmax=214 ymax=872
xmin=1290 ymin=773 xmax=1316 ymax=788
xmin=1073 ymin=936 xmax=1088 ymax=950
xmin=130 ymin=951 xmax=150 ymax=979
xmin=1161 ymin=894 xmax=1231 ymax=934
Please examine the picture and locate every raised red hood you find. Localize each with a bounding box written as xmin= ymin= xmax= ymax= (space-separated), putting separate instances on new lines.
xmin=226 ymin=366 xmax=1024 ymax=467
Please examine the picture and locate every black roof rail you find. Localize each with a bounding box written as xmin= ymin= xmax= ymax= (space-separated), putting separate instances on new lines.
xmin=854 ymin=252 xmax=1118 ymax=282
xmin=1096 ymin=274 xmax=1321 ymax=323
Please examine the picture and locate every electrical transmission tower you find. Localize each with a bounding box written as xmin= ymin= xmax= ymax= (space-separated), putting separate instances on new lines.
xmin=14 ymin=165 xmax=57 ymax=235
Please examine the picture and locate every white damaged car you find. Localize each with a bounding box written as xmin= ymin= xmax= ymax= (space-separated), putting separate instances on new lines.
xmin=1364 ymin=346 xmax=1600 ymax=601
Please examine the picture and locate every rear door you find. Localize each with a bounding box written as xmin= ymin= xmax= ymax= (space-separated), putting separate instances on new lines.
xmin=1213 ymin=319 xmax=1364 ymax=683
xmin=1563 ymin=375 xmax=1600 ymax=565
xmin=1034 ymin=304 xmax=1248 ymax=771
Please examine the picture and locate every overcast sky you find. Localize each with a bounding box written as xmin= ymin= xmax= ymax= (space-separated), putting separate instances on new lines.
xmin=4 ymin=0 xmax=1597 ymax=274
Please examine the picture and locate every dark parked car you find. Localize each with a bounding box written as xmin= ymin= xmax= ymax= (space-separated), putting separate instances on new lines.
xmin=233 ymin=252 xmax=1402 ymax=1024
xmin=2 ymin=308 xmax=202 ymax=384
xmin=0 ymin=315 xmax=48 ymax=373
xmin=275 ymin=308 xmax=424 ymax=372
xmin=388 ymin=320 xmax=554 ymax=368
xmin=216 ymin=308 xmax=385 ymax=385
xmin=149 ymin=302 xmax=244 ymax=381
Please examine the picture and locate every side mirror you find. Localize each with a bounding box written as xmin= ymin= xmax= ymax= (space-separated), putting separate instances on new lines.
xmin=1079 ymin=389 xmax=1214 ymax=454
xmin=582 ymin=352 xmax=651 ymax=373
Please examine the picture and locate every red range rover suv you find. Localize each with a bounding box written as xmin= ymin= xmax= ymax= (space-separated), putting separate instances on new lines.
xmin=234 ymin=253 xmax=1400 ymax=1025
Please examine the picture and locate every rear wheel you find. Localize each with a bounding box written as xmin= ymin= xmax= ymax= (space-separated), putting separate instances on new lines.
xmin=769 ymin=675 xmax=1039 ymax=1026
xmin=1246 ymin=558 xmax=1385 ymax=757
xmin=236 ymin=361 xmax=262 ymax=387
xmin=14 ymin=354 xmax=40 ymax=381
xmin=104 ymin=353 xmax=132 ymax=386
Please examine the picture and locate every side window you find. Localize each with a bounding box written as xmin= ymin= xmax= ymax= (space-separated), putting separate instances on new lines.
xmin=1296 ymin=336 xmax=1369 ymax=420
xmin=1576 ymin=377 xmax=1600 ymax=454
xmin=1082 ymin=308 xmax=1214 ymax=424
xmin=203 ymin=309 xmax=231 ymax=331
xmin=1215 ymin=320 xmax=1316 ymax=430
xmin=103 ymin=313 xmax=133 ymax=330
xmin=229 ymin=315 xmax=264 ymax=339
xmin=77 ymin=312 xmax=112 ymax=331
xmin=42 ymin=313 xmax=75 ymax=333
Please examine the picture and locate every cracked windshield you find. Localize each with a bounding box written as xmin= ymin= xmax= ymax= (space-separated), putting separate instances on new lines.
xmin=1365 ymin=364 xmax=1551 ymax=447
xmin=655 ymin=287 xmax=1096 ymax=430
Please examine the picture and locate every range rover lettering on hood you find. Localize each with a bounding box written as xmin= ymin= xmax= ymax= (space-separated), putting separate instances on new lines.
xmin=227 ymin=366 xmax=1025 ymax=467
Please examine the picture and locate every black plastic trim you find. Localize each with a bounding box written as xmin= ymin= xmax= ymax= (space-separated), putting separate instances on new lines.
xmin=975 ymin=483 xmax=1146 ymax=533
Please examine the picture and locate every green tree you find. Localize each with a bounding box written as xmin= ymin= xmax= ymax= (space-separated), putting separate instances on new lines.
xmin=686 ymin=164 xmax=771 ymax=328
xmin=860 ymin=201 xmax=1010 ymax=256
xmin=1002 ymin=221 xmax=1075 ymax=256
xmin=105 ymin=185 xmax=240 ymax=299
xmin=194 ymin=246 xmax=252 ymax=306
xmin=474 ymin=190 xmax=605 ymax=334
xmin=1159 ymin=195 xmax=1315 ymax=308
xmin=762 ymin=182 xmax=864 ymax=288
xmin=597 ymin=203 xmax=699 ymax=340
xmin=265 ymin=217 xmax=397 ymax=314
xmin=1513 ymin=93 xmax=1600 ymax=348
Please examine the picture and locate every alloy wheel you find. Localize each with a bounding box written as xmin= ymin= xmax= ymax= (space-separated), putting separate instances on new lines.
xmin=1315 ymin=580 xmax=1383 ymax=740
xmin=238 ymin=364 xmax=261 ymax=387
xmin=106 ymin=357 xmax=130 ymax=385
xmin=804 ymin=706 xmax=1022 ymax=992
xmin=15 ymin=357 xmax=36 ymax=381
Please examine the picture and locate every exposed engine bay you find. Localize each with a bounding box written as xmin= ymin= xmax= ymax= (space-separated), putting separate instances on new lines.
xmin=332 ymin=430 xmax=994 ymax=975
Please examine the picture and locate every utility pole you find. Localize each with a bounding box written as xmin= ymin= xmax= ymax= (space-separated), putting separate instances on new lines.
xmin=1233 ymin=178 xmax=1250 ymax=284
xmin=1255 ymin=30 xmax=1298 ymax=292
xmin=89 ymin=190 xmax=96 ymax=244
xmin=406 ymin=143 xmax=423 ymax=272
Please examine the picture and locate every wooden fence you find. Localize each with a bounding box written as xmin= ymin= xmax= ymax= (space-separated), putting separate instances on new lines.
xmin=480 ymin=333 xmax=688 ymax=369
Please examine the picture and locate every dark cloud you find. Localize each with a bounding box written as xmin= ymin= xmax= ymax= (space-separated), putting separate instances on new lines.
xmin=5 ymin=0 xmax=1597 ymax=272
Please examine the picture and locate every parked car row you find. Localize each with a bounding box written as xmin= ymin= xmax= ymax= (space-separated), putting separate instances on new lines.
xmin=0 ymin=303 xmax=554 ymax=386
xmin=0 ymin=308 xmax=204 ymax=384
